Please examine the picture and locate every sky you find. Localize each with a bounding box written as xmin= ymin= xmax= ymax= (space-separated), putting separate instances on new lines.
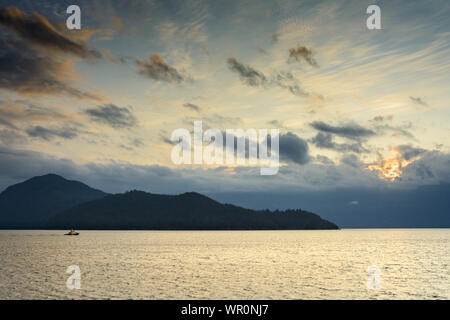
xmin=0 ymin=0 xmax=450 ymax=223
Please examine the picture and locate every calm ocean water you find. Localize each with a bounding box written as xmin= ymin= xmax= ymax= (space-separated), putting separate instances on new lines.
xmin=0 ymin=229 xmax=448 ymax=299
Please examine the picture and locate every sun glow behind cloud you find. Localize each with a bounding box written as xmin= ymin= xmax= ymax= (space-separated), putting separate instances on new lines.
xmin=365 ymin=148 xmax=420 ymax=181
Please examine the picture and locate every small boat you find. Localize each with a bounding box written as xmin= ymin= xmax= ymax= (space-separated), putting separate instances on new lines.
xmin=65 ymin=229 xmax=79 ymax=236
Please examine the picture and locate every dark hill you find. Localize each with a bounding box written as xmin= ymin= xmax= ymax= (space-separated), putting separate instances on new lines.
xmin=0 ymin=174 xmax=107 ymax=228
xmin=48 ymin=190 xmax=339 ymax=230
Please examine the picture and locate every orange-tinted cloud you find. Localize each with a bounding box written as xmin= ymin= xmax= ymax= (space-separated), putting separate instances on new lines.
xmin=366 ymin=146 xmax=425 ymax=181
xmin=0 ymin=7 xmax=102 ymax=100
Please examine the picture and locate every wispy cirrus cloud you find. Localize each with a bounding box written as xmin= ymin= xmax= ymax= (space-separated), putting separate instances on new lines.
xmin=0 ymin=99 xmax=70 ymax=125
xmin=26 ymin=125 xmax=79 ymax=141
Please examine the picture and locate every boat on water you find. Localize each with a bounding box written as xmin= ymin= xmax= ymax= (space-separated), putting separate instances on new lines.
xmin=65 ymin=229 xmax=79 ymax=236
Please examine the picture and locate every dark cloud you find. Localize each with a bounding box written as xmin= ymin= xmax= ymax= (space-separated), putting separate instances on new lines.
xmin=279 ymin=132 xmax=309 ymax=165
xmin=183 ymin=103 xmax=201 ymax=112
xmin=163 ymin=128 xmax=309 ymax=166
xmin=227 ymin=57 xmax=309 ymax=96
xmin=227 ymin=57 xmax=267 ymax=87
xmin=0 ymin=7 xmax=101 ymax=100
xmin=85 ymin=104 xmax=136 ymax=129
xmin=136 ymin=54 xmax=185 ymax=84
xmin=0 ymin=7 xmax=101 ymax=59
xmin=1 ymin=146 xmax=450 ymax=200
xmin=0 ymin=40 xmax=100 ymax=99
xmin=311 ymin=121 xmax=375 ymax=140
xmin=310 ymin=132 xmax=367 ymax=153
xmin=409 ymin=96 xmax=428 ymax=107
xmin=272 ymin=72 xmax=308 ymax=97
xmin=396 ymin=145 xmax=427 ymax=160
xmin=288 ymin=46 xmax=318 ymax=67
xmin=26 ymin=125 xmax=78 ymax=141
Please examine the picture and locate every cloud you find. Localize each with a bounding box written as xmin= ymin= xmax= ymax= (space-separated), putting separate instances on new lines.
xmin=26 ymin=126 xmax=78 ymax=141
xmin=310 ymin=132 xmax=367 ymax=153
xmin=373 ymin=123 xmax=415 ymax=139
xmin=161 ymin=136 xmax=178 ymax=146
xmin=372 ymin=115 xmax=393 ymax=122
xmin=396 ymin=145 xmax=427 ymax=160
xmin=340 ymin=154 xmax=363 ymax=168
xmin=0 ymin=99 xmax=70 ymax=125
xmin=0 ymin=7 xmax=101 ymax=59
xmin=409 ymin=96 xmax=428 ymax=107
xmin=0 ymin=40 xmax=100 ymax=99
xmin=0 ymin=118 xmax=17 ymax=130
xmin=2 ymin=144 xmax=450 ymax=197
xmin=0 ymin=129 xmax=27 ymax=145
xmin=279 ymin=132 xmax=310 ymax=165
xmin=119 ymin=137 xmax=145 ymax=151
xmin=183 ymin=103 xmax=201 ymax=112
xmin=135 ymin=54 xmax=186 ymax=84
xmin=272 ymin=72 xmax=308 ymax=97
xmin=227 ymin=57 xmax=308 ymax=96
xmin=84 ymin=104 xmax=136 ymax=129
xmin=227 ymin=57 xmax=267 ymax=87
xmin=311 ymin=121 xmax=375 ymax=140
xmin=288 ymin=46 xmax=318 ymax=67
xmin=0 ymin=7 xmax=101 ymax=100
xmin=103 ymin=49 xmax=127 ymax=63
xmin=131 ymin=138 xmax=144 ymax=148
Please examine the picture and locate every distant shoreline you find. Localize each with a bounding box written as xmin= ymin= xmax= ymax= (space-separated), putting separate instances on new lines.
xmin=1 ymin=227 xmax=449 ymax=231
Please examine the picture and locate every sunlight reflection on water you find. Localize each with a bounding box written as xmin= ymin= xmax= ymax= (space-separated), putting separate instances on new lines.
xmin=0 ymin=229 xmax=448 ymax=299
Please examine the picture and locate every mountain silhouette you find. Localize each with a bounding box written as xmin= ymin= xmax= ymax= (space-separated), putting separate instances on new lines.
xmin=0 ymin=174 xmax=107 ymax=228
xmin=0 ymin=174 xmax=338 ymax=230
xmin=49 ymin=190 xmax=339 ymax=230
